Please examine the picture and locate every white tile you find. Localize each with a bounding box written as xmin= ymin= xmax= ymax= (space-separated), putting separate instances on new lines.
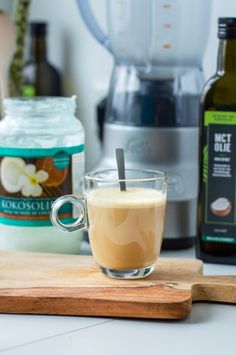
xmin=0 ymin=314 xmax=111 ymax=351
xmin=203 ymin=262 xmax=236 ymax=276
xmin=2 ymin=304 xmax=236 ymax=355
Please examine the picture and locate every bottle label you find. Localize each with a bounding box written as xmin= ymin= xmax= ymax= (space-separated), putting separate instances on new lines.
xmin=22 ymin=85 xmax=36 ymax=97
xmin=0 ymin=145 xmax=84 ymax=227
xmin=201 ymin=111 xmax=236 ymax=243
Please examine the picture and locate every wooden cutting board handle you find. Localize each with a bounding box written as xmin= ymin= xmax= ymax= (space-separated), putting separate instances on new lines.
xmin=192 ymin=275 xmax=236 ymax=303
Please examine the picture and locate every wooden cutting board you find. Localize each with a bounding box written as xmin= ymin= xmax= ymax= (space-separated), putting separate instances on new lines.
xmin=0 ymin=251 xmax=235 ymax=320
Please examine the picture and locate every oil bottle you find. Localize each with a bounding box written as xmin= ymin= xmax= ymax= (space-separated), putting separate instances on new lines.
xmin=197 ymin=18 xmax=236 ymax=265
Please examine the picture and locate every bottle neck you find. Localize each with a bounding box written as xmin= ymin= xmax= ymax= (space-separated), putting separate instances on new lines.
xmin=217 ymin=38 xmax=236 ymax=74
xmin=29 ymin=34 xmax=47 ymax=61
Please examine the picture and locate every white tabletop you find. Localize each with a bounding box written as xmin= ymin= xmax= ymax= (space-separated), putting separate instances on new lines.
xmin=0 ymin=243 xmax=236 ymax=355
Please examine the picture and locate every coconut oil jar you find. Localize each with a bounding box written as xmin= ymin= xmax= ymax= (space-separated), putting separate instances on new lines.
xmin=0 ymin=96 xmax=85 ymax=253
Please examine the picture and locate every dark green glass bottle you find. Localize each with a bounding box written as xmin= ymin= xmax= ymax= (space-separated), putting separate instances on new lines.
xmin=23 ymin=22 xmax=62 ymax=96
xmin=197 ymin=18 xmax=236 ymax=265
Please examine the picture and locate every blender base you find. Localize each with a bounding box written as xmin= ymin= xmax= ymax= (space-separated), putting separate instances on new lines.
xmin=162 ymin=237 xmax=196 ymax=251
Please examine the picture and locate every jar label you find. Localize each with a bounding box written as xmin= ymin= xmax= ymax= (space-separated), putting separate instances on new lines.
xmin=201 ymin=111 xmax=236 ymax=244
xmin=0 ymin=145 xmax=84 ymax=227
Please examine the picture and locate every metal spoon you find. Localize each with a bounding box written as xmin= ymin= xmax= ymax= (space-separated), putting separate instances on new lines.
xmin=115 ymin=148 xmax=126 ymax=191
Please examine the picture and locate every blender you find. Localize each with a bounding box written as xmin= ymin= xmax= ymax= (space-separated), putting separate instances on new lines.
xmin=76 ymin=0 xmax=212 ymax=249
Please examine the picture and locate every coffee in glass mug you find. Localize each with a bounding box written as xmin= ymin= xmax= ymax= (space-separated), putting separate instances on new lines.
xmin=51 ymin=169 xmax=167 ymax=279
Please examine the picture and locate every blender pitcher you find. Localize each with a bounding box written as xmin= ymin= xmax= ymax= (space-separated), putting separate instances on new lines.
xmin=77 ymin=0 xmax=211 ymax=68
xmin=76 ymin=0 xmax=212 ymax=249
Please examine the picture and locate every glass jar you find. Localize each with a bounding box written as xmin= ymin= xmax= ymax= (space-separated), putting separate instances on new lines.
xmin=0 ymin=96 xmax=85 ymax=254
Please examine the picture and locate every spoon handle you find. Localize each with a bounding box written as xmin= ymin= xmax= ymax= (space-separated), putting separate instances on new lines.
xmin=115 ymin=148 xmax=126 ymax=191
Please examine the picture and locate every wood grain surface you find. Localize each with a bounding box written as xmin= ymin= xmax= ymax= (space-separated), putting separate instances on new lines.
xmin=0 ymin=251 xmax=235 ymax=319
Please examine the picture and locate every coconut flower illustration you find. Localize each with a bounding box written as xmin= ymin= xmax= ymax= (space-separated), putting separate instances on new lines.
xmin=0 ymin=157 xmax=49 ymax=197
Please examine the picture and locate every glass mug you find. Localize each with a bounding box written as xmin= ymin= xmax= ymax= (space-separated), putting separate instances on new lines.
xmin=51 ymin=169 xmax=167 ymax=279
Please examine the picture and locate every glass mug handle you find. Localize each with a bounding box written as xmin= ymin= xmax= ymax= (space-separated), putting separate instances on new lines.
xmin=50 ymin=195 xmax=87 ymax=232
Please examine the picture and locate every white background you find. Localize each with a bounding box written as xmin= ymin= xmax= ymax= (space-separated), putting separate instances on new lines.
xmin=1 ymin=0 xmax=236 ymax=169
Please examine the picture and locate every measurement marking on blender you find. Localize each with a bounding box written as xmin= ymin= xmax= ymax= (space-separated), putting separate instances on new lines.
xmin=162 ymin=4 xmax=171 ymax=9
xmin=163 ymin=23 xmax=172 ymax=28
xmin=163 ymin=44 xmax=172 ymax=48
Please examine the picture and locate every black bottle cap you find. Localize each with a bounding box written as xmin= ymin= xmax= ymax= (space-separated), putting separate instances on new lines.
xmin=218 ymin=18 xmax=236 ymax=39
xmin=30 ymin=22 xmax=47 ymax=35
